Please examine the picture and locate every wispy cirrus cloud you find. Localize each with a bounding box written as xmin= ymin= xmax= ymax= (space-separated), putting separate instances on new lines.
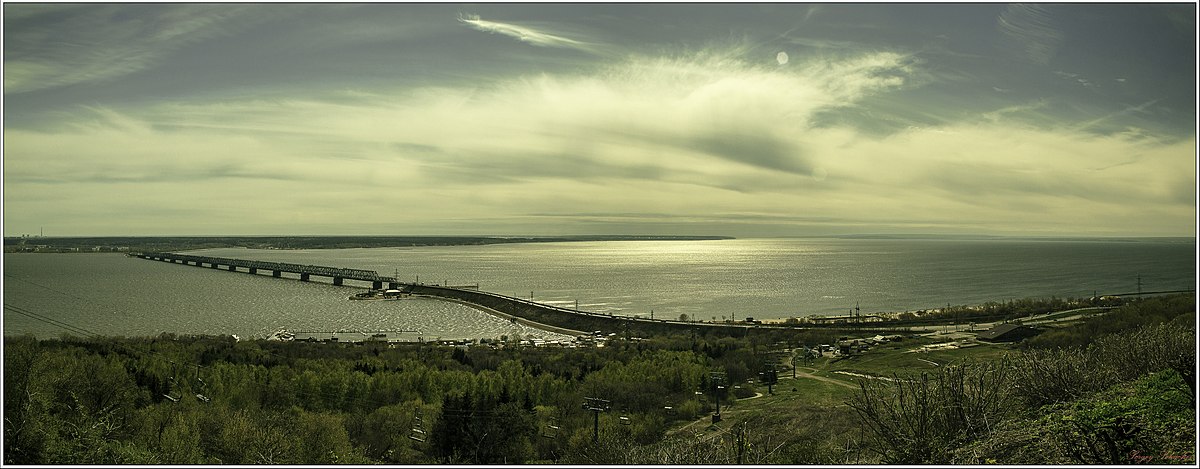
xmin=997 ymin=4 xmax=1063 ymax=65
xmin=458 ymin=13 xmax=608 ymax=55
xmin=3 ymin=4 xmax=263 ymax=94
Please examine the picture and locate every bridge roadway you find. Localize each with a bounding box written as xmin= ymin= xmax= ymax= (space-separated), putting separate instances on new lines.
xmin=136 ymin=252 xmax=399 ymax=289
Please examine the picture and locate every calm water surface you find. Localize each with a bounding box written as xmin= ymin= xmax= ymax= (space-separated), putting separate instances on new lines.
xmin=4 ymin=238 xmax=1194 ymax=339
xmin=4 ymin=252 xmax=571 ymax=341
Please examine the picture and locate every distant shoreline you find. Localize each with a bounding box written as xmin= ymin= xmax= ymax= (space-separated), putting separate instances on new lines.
xmin=3 ymin=234 xmax=736 ymax=253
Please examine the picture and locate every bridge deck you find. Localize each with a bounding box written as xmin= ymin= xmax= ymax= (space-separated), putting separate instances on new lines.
xmin=138 ymin=252 xmax=396 ymax=283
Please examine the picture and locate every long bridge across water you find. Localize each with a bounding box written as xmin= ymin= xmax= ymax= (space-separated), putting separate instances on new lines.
xmin=136 ymin=252 xmax=400 ymax=289
xmin=131 ymin=252 xmax=1004 ymax=338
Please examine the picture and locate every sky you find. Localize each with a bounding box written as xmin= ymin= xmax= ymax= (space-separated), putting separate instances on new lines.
xmin=2 ymin=2 xmax=1196 ymax=237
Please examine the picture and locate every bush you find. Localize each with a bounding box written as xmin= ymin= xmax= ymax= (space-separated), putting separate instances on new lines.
xmin=1022 ymin=294 xmax=1195 ymax=350
xmin=954 ymin=369 xmax=1196 ymax=464
xmin=731 ymin=385 xmax=758 ymax=400
xmin=675 ymin=399 xmax=703 ymax=421
xmin=1010 ymin=321 xmax=1196 ymax=407
xmin=848 ymin=359 xmax=1013 ymax=463
xmin=1090 ymin=321 xmax=1195 ymax=391
xmin=1007 ymin=347 xmax=1118 ymax=407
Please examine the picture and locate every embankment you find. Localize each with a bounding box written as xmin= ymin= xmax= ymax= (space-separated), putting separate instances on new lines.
xmin=405 ymin=284 xmax=888 ymax=340
xmin=427 ymin=295 xmax=588 ymax=337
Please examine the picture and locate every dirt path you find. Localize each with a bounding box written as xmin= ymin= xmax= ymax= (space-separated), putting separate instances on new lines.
xmin=788 ymin=368 xmax=860 ymax=390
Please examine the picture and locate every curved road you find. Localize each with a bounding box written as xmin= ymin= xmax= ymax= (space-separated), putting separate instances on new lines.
xmin=911 ymin=306 xmax=1118 ymax=336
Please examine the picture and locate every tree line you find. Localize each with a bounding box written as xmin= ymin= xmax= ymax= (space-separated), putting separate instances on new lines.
xmin=5 ymin=293 xmax=1191 ymax=464
xmin=3 ymin=329 xmax=806 ymax=464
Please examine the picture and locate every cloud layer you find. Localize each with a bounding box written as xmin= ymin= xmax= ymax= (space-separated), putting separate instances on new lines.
xmin=3 ymin=4 xmax=1195 ymax=237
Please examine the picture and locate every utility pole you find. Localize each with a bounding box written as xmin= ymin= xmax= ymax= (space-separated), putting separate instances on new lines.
xmin=582 ymin=397 xmax=611 ymax=443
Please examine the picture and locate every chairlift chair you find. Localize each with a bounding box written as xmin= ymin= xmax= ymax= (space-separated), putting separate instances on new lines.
xmin=541 ymin=418 xmax=561 ymax=439
xmin=162 ymin=376 xmax=182 ymax=402
xmin=162 ymin=362 xmax=182 ymax=402
xmin=618 ymin=409 xmax=632 ymax=425
xmin=193 ymin=364 xmax=210 ymax=403
xmin=408 ymin=414 xmax=428 ymax=442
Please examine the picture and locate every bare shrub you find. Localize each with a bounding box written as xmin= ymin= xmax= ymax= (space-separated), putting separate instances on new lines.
xmin=1010 ymin=320 xmax=1196 ymax=407
xmin=1090 ymin=321 xmax=1195 ymax=391
xmin=623 ymin=416 xmax=843 ymax=464
xmin=848 ymin=359 xmax=1013 ymax=463
xmin=1008 ymin=347 xmax=1117 ymax=407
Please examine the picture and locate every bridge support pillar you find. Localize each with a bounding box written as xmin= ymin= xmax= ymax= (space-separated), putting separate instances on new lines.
xmin=209 ymin=263 xmax=219 ymax=269
xmin=300 ymin=273 xmax=310 ymax=282
xmin=249 ymin=268 xmax=257 ymax=274
xmin=372 ymin=281 xmax=383 ymax=290
xmin=272 ymin=270 xmax=281 ymax=278
xmin=333 ymin=277 xmax=343 ymax=286
xmin=228 ymin=265 xmax=237 ymax=272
